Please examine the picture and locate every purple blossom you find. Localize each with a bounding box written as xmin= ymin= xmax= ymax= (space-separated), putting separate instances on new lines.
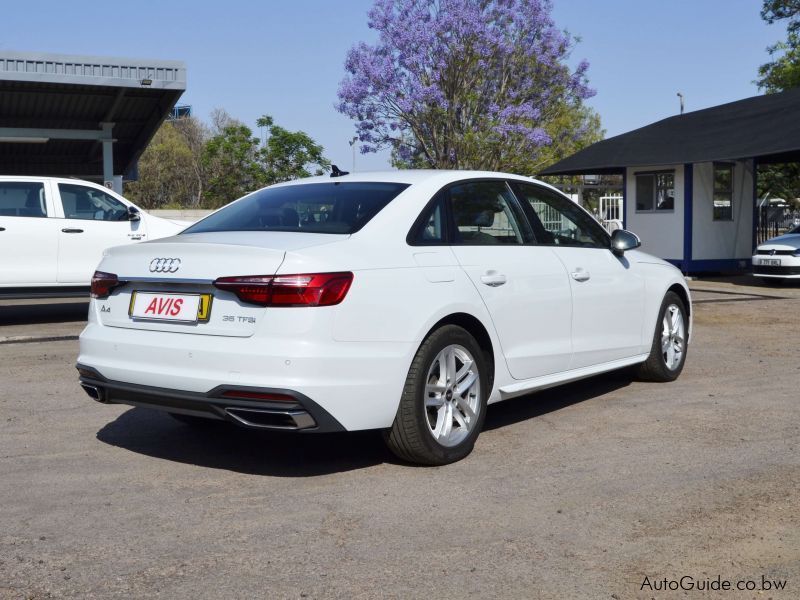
xmin=336 ymin=0 xmax=595 ymax=168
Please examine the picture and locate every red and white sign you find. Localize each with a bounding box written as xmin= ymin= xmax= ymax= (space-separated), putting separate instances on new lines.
xmin=130 ymin=292 xmax=201 ymax=322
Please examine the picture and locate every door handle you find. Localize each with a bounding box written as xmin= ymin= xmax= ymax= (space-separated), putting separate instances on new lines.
xmin=0 ymin=227 xmax=5 ymax=231
xmin=571 ymin=270 xmax=591 ymax=282
xmin=480 ymin=273 xmax=507 ymax=287
xmin=61 ymin=228 xmax=84 ymax=233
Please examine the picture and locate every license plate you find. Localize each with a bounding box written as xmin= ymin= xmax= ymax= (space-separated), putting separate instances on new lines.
xmin=759 ymin=258 xmax=781 ymax=266
xmin=129 ymin=292 xmax=212 ymax=323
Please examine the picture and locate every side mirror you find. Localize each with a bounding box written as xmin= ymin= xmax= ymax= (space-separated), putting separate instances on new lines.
xmin=127 ymin=206 xmax=141 ymax=222
xmin=611 ymin=229 xmax=641 ymax=256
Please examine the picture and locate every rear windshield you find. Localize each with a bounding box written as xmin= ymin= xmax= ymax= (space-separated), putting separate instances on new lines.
xmin=183 ymin=182 xmax=410 ymax=235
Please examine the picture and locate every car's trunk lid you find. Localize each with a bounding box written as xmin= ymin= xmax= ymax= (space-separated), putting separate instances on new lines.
xmin=95 ymin=232 xmax=346 ymax=337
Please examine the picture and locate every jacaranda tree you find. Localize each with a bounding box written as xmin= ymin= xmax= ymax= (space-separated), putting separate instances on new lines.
xmin=337 ymin=0 xmax=598 ymax=172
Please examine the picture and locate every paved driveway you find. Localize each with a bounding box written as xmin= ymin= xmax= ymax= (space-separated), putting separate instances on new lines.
xmin=1 ymin=279 xmax=798 ymax=599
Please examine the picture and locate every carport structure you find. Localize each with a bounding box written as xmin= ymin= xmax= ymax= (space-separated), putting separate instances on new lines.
xmin=540 ymin=87 xmax=800 ymax=272
xmin=0 ymin=51 xmax=186 ymax=193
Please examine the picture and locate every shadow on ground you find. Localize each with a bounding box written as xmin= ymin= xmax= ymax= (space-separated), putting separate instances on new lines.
xmin=96 ymin=370 xmax=634 ymax=476
xmin=483 ymin=369 xmax=633 ymax=432
xmin=97 ymin=408 xmax=393 ymax=477
xmin=0 ymin=301 xmax=89 ymax=325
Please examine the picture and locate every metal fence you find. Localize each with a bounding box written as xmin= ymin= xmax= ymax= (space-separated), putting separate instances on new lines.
xmin=756 ymin=206 xmax=800 ymax=245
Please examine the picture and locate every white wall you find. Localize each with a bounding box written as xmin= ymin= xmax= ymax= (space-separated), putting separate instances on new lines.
xmin=625 ymin=164 xmax=684 ymax=261
xmin=691 ymin=160 xmax=754 ymax=261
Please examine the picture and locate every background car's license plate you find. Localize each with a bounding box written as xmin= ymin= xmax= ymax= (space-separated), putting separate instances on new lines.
xmin=759 ymin=258 xmax=781 ymax=266
xmin=129 ymin=292 xmax=212 ymax=323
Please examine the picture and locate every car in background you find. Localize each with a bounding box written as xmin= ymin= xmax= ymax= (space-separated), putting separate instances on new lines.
xmin=0 ymin=176 xmax=190 ymax=298
xmin=77 ymin=170 xmax=691 ymax=465
xmin=752 ymin=223 xmax=800 ymax=281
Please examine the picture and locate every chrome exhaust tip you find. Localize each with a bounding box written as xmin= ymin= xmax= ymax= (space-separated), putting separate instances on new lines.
xmin=224 ymin=407 xmax=316 ymax=430
xmin=80 ymin=383 xmax=107 ymax=403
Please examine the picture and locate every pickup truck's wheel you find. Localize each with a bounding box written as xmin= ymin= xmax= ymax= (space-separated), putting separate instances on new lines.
xmin=636 ymin=291 xmax=688 ymax=382
xmin=384 ymin=325 xmax=488 ymax=465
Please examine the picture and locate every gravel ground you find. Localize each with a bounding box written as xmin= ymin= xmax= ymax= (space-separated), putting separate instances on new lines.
xmin=1 ymin=278 xmax=798 ymax=599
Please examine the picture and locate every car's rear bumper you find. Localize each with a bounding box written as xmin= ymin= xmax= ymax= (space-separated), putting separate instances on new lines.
xmin=77 ymin=363 xmax=345 ymax=432
xmin=77 ymin=321 xmax=415 ymax=431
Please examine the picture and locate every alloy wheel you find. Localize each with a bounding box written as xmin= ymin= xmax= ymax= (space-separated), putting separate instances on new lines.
xmin=423 ymin=344 xmax=482 ymax=447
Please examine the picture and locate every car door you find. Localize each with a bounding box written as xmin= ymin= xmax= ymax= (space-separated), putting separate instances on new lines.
xmin=0 ymin=179 xmax=60 ymax=285
xmin=55 ymin=182 xmax=147 ymax=283
xmin=444 ymin=180 xmax=573 ymax=380
xmin=510 ymin=182 xmax=646 ymax=369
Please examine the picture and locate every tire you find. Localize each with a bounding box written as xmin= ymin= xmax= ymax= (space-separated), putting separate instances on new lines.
xmin=384 ymin=325 xmax=489 ymax=465
xmin=635 ymin=291 xmax=688 ymax=382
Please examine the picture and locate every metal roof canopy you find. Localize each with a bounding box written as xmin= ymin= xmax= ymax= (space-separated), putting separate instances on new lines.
xmin=0 ymin=51 xmax=186 ymax=188
xmin=540 ymin=87 xmax=800 ymax=176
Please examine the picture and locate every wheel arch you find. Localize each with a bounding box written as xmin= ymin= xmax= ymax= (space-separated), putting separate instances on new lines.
xmin=667 ymin=282 xmax=691 ymax=317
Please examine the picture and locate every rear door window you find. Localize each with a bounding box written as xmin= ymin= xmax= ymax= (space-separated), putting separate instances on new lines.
xmin=447 ymin=181 xmax=531 ymax=245
xmin=0 ymin=182 xmax=47 ymax=217
xmin=184 ymin=182 xmax=410 ymax=235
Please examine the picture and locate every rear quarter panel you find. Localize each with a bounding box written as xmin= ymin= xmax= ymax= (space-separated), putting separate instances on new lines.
xmin=278 ymin=239 xmax=513 ymax=401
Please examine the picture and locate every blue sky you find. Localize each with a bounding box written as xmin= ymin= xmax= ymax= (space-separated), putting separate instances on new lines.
xmin=1 ymin=1 xmax=785 ymax=171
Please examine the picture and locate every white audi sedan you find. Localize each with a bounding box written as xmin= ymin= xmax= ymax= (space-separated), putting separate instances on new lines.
xmin=77 ymin=170 xmax=691 ymax=465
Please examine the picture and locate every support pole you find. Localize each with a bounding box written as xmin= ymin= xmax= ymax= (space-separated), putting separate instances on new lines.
xmin=100 ymin=122 xmax=120 ymax=193
xmin=682 ymin=163 xmax=694 ymax=275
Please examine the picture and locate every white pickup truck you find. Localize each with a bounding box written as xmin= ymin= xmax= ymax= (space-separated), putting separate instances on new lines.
xmin=0 ymin=176 xmax=189 ymax=298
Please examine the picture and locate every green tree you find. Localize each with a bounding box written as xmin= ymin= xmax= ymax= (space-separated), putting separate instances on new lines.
xmin=757 ymin=0 xmax=800 ymax=92
xmin=534 ymin=103 xmax=604 ymax=174
xmin=757 ymin=0 xmax=800 ymax=201
xmin=758 ymin=162 xmax=800 ymax=201
xmin=202 ymin=123 xmax=264 ymax=208
xmin=757 ymin=32 xmax=800 ymax=91
xmin=256 ymin=115 xmax=331 ymax=183
xmin=124 ymin=121 xmax=199 ymax=209
xmin=171 ymin=116 xmax=210 ymax=206
xmin=201 ymin=115 xmax=331 ymax=208
xmin=129 ymin=110 xmax=331 ymax=209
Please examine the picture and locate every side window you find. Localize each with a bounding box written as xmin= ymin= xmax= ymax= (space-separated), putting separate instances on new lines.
xmin=511 ymin=183 xmax=609 ymax=249
xmin=411 ymin=197 xmax=447 ymax=244
xmin=448 ymin=181 xmax=529 ymax=245
xmin=712 ymin=163 xmax=733 ymax=221
xmin=0 ymin=182 xmax=47 ymax=218
xmin=59 ymin=184 xmax=128 ymax=221
xmin=635 ymin=171 xmax=674 ymax=212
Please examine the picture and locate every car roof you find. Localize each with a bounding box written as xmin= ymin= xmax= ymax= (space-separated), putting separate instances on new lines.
xmin=269 ymin=169 xmax=549 ymax=188
xmin=0 ymin=175 xmax=104 ymax=186
xmin=267 ymin=170 xmax=569 ymax=200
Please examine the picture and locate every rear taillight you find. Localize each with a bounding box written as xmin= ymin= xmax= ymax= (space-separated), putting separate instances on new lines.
xmin=213 ymin=272 xmax=353 ymax=307
xmin=90 ymin=271 xmax=121 ymax=299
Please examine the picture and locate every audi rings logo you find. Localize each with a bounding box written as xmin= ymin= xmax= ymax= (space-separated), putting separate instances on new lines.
xmin=149 ymin=258 xmax=182 ymax=273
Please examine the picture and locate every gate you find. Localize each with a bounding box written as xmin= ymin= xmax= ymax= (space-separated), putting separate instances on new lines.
xmin=756 ymin=204 xmax=799 ymax=245
xmin=598 ymin=194 xmax=624 ymax=233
